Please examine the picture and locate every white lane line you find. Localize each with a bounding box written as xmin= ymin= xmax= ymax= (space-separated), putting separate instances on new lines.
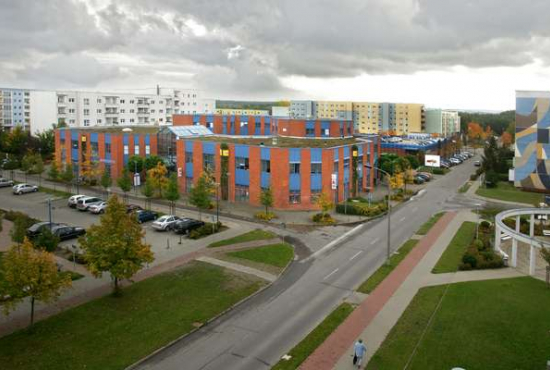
xmin=304 ymin=223 xmax=364 ymax=262
xmin=399 ymin=216 xmax=406 ymax=222
xmin=349 ymin=251 xmax=362 ymax=261
xmin=323 ymin=268 xmax=339 ymax=280
xmin=370 ymin=237 xmax=380 ymax=245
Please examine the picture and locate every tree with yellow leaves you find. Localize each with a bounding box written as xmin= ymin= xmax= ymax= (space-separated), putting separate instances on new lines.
xmin=0 ymin=239 xmax=72 ymax=326
xmin=146 ymin=161 xmax=169 ymax=198
xmin=79 ymin=195 xmax=154 ymax=296
xmin=80 ymin=160 xmax=101 ymax=185
xmin=389 ymin=172 xmax=404 ymax=190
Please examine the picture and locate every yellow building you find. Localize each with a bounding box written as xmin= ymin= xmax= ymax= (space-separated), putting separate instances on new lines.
xmin=352 ymin=102 xmax=425 ymax=135
xmin=314 ymin=101 xmax=353 ymax=120
xmin=352 ymin=102 xmax=382 ymax=134
xmin=215 ymin=108 xmax=269 ymax=116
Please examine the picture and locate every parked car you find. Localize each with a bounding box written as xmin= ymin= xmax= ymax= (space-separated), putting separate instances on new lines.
xmin=0 ymin=178 xmax=14 ymax=187
xmin=26 ymin=222 xmax=63 ymax=238
xmin=151 ymin=215 xmax=180 ymax=231
xmin=68 ymin=194 xmax=87 ymax=208
xmin=474 ymin=160 xmax=481 ymax=167
xmin=416 ymin=173 xmax=431 ymax=182
xmin=126 ymin=204 xmax=143 ymax=214
xmin=12 ymin=183 xmax=38 ymax=195
xmin=172 ymin=218 xmax=205 ymax=234
xmin=88 ymin=201 xmax=108 ymax=214
xmin=418 ymin=172 xmax=433 ymax=180
xmin=51 ymin=225 xmax=86 ymax=241
xmin=76 ymin=196 xmax=102 ymax=211
xmin=414 ymin=176 xmax=426 ymax=184
xmin=449 ymin=158 xmax=462 ymax=165
xmin=134 ymin=209 xmax=158 ymax=224
xmin=440 ymin=162 xmax=450 ymax=169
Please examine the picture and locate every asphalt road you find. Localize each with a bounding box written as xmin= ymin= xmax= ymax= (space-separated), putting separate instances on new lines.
xmin=135 ymin=155 xmax=483 ymax=370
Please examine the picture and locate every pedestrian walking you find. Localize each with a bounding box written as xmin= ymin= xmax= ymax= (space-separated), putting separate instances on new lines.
xmin=353 ymin=339 xmax=367 ymax=368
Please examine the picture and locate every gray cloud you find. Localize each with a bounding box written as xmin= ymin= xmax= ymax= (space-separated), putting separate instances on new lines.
xmin=1 ymin=0 xmax=550 ymax=96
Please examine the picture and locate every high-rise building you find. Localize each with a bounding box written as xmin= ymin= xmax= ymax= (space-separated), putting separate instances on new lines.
xmin=425 ymin=109 xmax=461 ymax=137
xmin=353 ymin=102 xmax=425 ymax=135
xmin=314 ymin=101 xmax=353 ymax=120
xmin=289 ymin=101 xmax=314 ymax=119
xmin=0 ymin=87 xmax=210 ymax=134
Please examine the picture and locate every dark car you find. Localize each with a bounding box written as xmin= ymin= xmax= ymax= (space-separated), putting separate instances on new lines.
xmin=172 ymin=218 xmax=205 ymax=234
xmin=134 ymin=209 xmax=158 ymax=224
xmin=414 ymin=176 xmax=426 ymax=184
xmin=126 ymin=204 xmax=143 ymax=214
xmin=416 ymin=173 xmax=431 ymax=182
xmin=26 ymin=222 xmax=62 ymax=238
xmin=51 ymin=225 xmax=86 ymax=241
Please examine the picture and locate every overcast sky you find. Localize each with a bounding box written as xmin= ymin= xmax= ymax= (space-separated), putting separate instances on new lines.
xmin=2 ymin=0 xmax=550 ymax=111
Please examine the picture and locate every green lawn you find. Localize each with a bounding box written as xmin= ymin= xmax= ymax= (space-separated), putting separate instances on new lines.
xmin=416 ymin=212 xmax=445 ymax=235
xmin=369 ymin=277 xmax=550 ymax=370
xmin=39 ymin=186 xmax=72 ymax=198
xmin=271 ymin=303 xmax=355 ymax=370
xmin=0 ymin=261 xmax=265 ymax=370
xmin=357 ymin=239 xmax=419 ymax=294
xmin=458 ymin=182 xmax=471 ymax=193
xmin=476 ymin=181 xmax=543 ymax=205
xmin=208 ymin=229 xmax=277 ymax=248
xmin=432 ymin=222 xmax=476 ymax=274
xmin=226 ymin=243 xmax=294 ymax=268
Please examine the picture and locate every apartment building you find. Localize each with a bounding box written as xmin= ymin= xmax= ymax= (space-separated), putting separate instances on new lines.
xmin=425 ymin=109 xmax=461 ymax=137
xmin=353 ymin=102 xmax=425 ymax=135
xmin=0 ymin=87 xmax=211 ymax=134
xmin=314 ymin=101 xmax=353 ymax=120
xmin=215 ymin=108 xmax=269 ymax=116
xmin=289 ymin=101 xmax=314 ymax=119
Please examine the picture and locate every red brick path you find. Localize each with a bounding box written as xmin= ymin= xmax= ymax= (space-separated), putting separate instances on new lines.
xmin=299 ymin=211 xmax=457 ymax=370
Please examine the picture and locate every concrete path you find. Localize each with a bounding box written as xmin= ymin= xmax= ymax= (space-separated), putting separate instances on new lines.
xmin=197 ymin=256 xmax=277 ymax=282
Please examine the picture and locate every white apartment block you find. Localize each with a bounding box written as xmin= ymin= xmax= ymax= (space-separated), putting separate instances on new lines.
xmin=0 ymin=87 xmax=212 ymax=135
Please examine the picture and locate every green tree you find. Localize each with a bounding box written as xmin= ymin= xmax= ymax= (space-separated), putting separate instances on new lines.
xmin=117 ymin=168 xmax=132 ymax=203
xmin=34 ymin=155 xmax=44 ymax=186
xmin=10 ymin=213 xmax=35 ymax=243
xmin=33 ymin=228 xmax=60 ymax=252
xmin=165 ymin=173 xmax=180 ymax=214
xmin=48 ymin=161 xmax=60 ymax=183
xmin=482 ymin=136 xmax=499 ymax=175
xmin=259 ymin=187 xmax=274 ymax=214
xmin=405 ymin=154 xmax=420 ymax=169
xmin=0 ymin=239 xmax=72 ymax=326
xmin=78 ymin=195 xmax=154 ymax=295
xmin=189 ymin=170 xmax=214 ymax=220
xmin=141 ymin=177 xmax=154 ymax=210
xmin=61 ymin=163 xmax=74 ymax=192
xmin=127 ymin=155 xmax=144 ymax=174
xmin=21 ymin=153 xmax=33 ymax=182
xmin=5 ymin=126 xmax=29 ymax=159
xmin=36 ymin=128 xmax=55 ymax=159
xmin=100 ymin=170 xmax=112 ymax=196
xmin=144 ymin=155 xmax=164 ymax=170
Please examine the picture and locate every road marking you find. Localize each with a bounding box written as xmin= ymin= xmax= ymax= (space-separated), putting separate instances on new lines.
xmin=323 ymin=268 xmax=339 ymax=280
xmin=370 ymin=237 xmax=380 ymax=245
xmin=349 ymin=251 xmax=362 ymax=261
xmin=304 ymin=223 xmax=364 ymax=262
xmin=399 ymin=216 xmax=406 ymax=222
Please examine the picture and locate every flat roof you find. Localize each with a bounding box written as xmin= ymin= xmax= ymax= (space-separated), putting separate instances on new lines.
xmin=516 ymin=90 xmax=550 ymax=98
xmin=58 ymin=126 xmax=160 ymax=134
xmin=197 ymin=135 xmax=361 ymax=148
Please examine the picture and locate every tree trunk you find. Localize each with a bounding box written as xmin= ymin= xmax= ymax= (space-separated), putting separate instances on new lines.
xmin=30 ymin=296 xmax=35 ymax=327
xmin=113 ymin=276 xmax=121 ymax=296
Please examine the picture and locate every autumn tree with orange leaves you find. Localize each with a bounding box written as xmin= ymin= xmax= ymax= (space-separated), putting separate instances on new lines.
xmin=501 ymin=131 xmax=513 ymax=147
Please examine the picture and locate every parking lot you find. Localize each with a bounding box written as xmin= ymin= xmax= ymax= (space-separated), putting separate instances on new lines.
xmin=0 ymin=187 xmax=252 ymax=266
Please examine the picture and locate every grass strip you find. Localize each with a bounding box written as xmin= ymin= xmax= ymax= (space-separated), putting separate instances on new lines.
xmin=227 ymin=243 xmax=294 ymax=268
xmin=271 ymin=303 xmax=355 ymax=370
xmin=370 ymin=277 xmax=550 ymax=369
xmin=39 ymin=186 xmax=72 ymax=198
xmin=416 ymin=212 xmax=445 ymax=235
xmin=208 ymin=229 xmax=277 ymax=248
xmin=458 ymin=182 xmax=471 ymax=193
xmin=357 ymin=239 xmax=419 ymax=294
xmin=432 ymin=222 xmax=476 ymax=273
xmin=0 ymin=261 xmax=265 ymax=370
xmin=476 ymin=181 xmax=543 ymax=205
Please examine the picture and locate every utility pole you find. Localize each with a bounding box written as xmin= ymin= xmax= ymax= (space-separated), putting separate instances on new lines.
xmin=48 ymin=198 xmax=53 ymax=230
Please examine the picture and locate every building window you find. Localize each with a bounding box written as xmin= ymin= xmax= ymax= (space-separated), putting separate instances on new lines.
xmin=84 ymin=119 xmax=90 ymax=126
xmin=72 ymin=139 xmax=78 ymax=150
xmin=97 ymin=98 xmax=102 ymax=103
xmin=289 ymin=191 xmax=301 ymax=204
xmin=306 ymin=127 xmax=315 ymax=136
xmin=91 ymin=142 xmax=99 ymax=158
xmin=120 ymin=99 xmax=125 ymax=104
xmin=135 ymin=145 xmax=139 ymax=155
xmin=203 ymin=153 xmax=215 ymax=171
xmin=343 ymin=158 xmax=350 ymax=169
xmin=261 ymin=159 xmax=270 ymax=173
xmin=97 ymin=109 xmax=102 ymax=113
xmin=311 ymin=163 xmax=322 ymax=174
xmin=129 ymin=100 xmax=135 ymax=104
xmin=333 ymin=161 xmax=339 ymax=173
xmin=290 ymin=163 xmax=300 ymax=174
xmin=310 ymin=190 xmax=322 ymax=203
xmin=124 ymin=145 xmax=129 ymax=155
xmin=185 ymin=154 xmax=193 ymax=163
xmin=235 ymin=185 xmax=250 ymax=202
xmin=68 ymin=98 xmax=75 ymax=103
xmin=83 ymin=109 xmax=89 ymax=116
xmin=145 ymin=145 xmax=150 ymax=155
xmin=185 ymin=177 xmax=193 ymax=193
xmin=84 ymin=98 xmax=89 ymax=105
xmin=105 ymin=143 xmax=111 ymax=154
xmin=236 ymin=157 xmax=249 ymax=170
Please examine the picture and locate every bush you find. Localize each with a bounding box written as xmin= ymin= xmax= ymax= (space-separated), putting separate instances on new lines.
xmin=33 ymin=228 xmax=60 ymax=252
xmin=432 ymin=168 xmax=446 ymax=175
xmin=462 ymin=252 xmax=478 ymax=268
xmin=312 ymin=213 xmax=335 ymax=225
xmin=470 ymin=174 xmax=479 ymax=181
xmin=485 ymin=170 xmax=499 ymax=188
xmin=9 ymin=212 xmax=37 ymax=243
xmin=254 ymin=211 xmax=276 ymax=221
xmin=188 ymin=222 xmax=224 ymax=240
xmin=473 ymin=239 xmax=484 ymax=250
xmin=336 ymin=202 xmax=387 ymax=217
xmin=480 ymin=220 xmax=491 ymax=229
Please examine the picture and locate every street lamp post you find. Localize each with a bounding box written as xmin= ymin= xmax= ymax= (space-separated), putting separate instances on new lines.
xmin=475 ymin=203 xmax=482 ymax=239
xmin=367 ymin=164 xmax=392 ymax=265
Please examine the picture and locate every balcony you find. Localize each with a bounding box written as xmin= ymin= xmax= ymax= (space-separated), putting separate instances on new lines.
xmin=137 ymin=99 xmax=149 ymax=106
xmin=105 ymin=109 xmax=119 ymax=116
xmin=104 ymin=98 xmax=118 ymax=107
xmin=137 ymin=109 xmax=149 ymax=115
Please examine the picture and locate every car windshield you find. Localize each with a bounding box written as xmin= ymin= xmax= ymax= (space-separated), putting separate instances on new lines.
xmin=157 ymin=216 xmax=169 ymax=222
xmin=29 ymin=223 xmax=47 ymax=232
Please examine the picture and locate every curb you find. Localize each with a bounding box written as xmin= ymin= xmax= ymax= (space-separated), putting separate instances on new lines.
xmin=125 ymin=239 xmax=300 ymax=370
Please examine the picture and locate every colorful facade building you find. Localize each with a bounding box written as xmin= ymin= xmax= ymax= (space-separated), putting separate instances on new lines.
xmin=55 ymin=114 xmax=379 ymax=210
xmin=514 ymin=91 xmax=550 ymax=191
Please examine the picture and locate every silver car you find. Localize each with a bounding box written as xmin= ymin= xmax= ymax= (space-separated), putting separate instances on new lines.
xmin=151 ymin=215 xmax=180 ymax=231
xmin=88 ymin=201 xmax=108 ymax=214
xmin=0 ymin=178 xmax=14 ymax=188
xmin=12 ymin=183 xmax=38 ymax=195
xmin=68 ymin=194 xmax=87 ymax=208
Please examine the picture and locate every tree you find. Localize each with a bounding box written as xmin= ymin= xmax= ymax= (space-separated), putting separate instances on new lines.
xmin=100 ymin=170 xmax=112 ymax=196
xmin=0 ymin=239 xmax=71 ymax=326
xmin=144 ymin=155 xmax=164 ymax=170
xmin=21 ymin=153 xmax=33 ymax=182
xmin=117 ymin=168 xmax=132 ymax=203
xmin=127 ymin=155 xmax=144 ymax=174
xmin=48 ymin=161 xmax=60 ymax=183
xmin=34 ymin=155 xmax=44 ymax=186
xmin=405 ymin=155 xmax=420 ymax=169
xmin=467 ymin=122 xmax=485 ymax=146
xmin=541 ymin=247 xmax=550 ymax=288
xmin=317 ymin=192 xmax=333 ymax=214
xmin=165 ymin=173 xmax=180 ymax=214
xmin=80 ymin=160 xmax=100 ymax=185
xmin=482 ymin=136 xmax=499 ymax=175
xmin=147 ymin=162 xmax=168 ymax=198
xmin=501 ymin=131 xmax=513 ymax=148
xmin=36 ymin=128 xmax=55 ymax=159
xmin=61 ymin=163 xmax=74 ymax=192
xmin=141 ymin=177 xmax=154 ymax=210
xmin=33 ymin=228 xmax=60 ymax=252
xmin=259 ymin=187 xmax=274 ymax=214
xmin=10 ymin=213 xmax=35 ymax=243
xmin=79 ymin=195 xmax=154 ymax=295
xmin=189 ymin=170 xmax=215 ymax=220
xmin=5 ymin=126 xmax=29 ymax=159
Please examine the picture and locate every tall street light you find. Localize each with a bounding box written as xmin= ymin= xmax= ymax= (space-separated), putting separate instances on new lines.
xmin=366 ymin=163 xmax=392 ymax=265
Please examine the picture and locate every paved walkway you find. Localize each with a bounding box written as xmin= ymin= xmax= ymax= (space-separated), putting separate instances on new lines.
xmin=0 ymin=234 xmax=282 ymax=337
